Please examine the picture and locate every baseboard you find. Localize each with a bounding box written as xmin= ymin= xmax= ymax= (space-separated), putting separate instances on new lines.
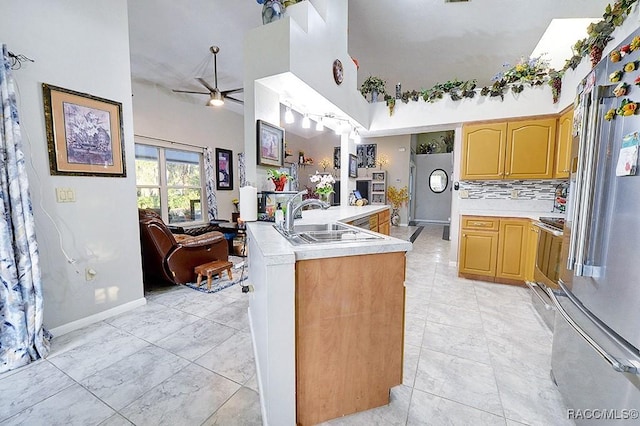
xmin=48 ymin=297 xmax=147 ymax=337
xmin=248 ymin=307 xmax=269 ymax=426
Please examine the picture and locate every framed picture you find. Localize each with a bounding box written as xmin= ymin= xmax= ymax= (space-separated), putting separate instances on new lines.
xmin=257 ymin=119 xmax=284 ymax=167
xmin=349 ymin=154 xmax=358 ymax=178
xmin=357 ymin=143 xmax=377 ymax=168
xmin=42 ymin=83 xmax=125 ymax=177
xmin=333 ymin=146 xmax=341 ymax=169
xmin=216 ymin=148 xmax=233 ymax=190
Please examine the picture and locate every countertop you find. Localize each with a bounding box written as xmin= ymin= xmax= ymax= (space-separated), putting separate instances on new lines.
xmin=246 ymin=204 xmax=413 ymax=264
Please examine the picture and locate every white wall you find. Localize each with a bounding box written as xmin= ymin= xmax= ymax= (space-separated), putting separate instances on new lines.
xmin=2 ymin=1 xmax=142 ymax=331
xmin=131 ymin=82 xmax=245 ymax=220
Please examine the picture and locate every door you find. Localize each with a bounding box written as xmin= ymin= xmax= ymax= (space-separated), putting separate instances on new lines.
xmin=506 ymin=118 xmax=556 ymax=179
xmin=459 ymin=230 xmax=498 ymax=277
xmin=461 ymin=122 xmax=506 ymax=180
xmin=414 ymin=153 xmax=452 ymax=223
xmin=496 ymin=219 xmax=528 ymax=280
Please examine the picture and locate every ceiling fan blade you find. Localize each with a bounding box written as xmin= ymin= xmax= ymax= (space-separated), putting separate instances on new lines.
xmin=196 ymin=77 xmax=216 ymax=93
xmin=221 ymin=88 xmax=243 ymax=96
xmin=225 ymin=96 xmax=244 ymax=104
xmin=172 ymin=89 xmax=209 ymax=95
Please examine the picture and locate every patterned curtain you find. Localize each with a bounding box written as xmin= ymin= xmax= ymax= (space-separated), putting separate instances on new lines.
xmin=203 ymin=147 xmax=218 ymax=220
xmin=0 ymin=44 xmax=50 ymax=373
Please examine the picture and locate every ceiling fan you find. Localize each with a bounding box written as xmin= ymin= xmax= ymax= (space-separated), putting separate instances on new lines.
xmin=172 ymin=45 xmax=243 ymax=106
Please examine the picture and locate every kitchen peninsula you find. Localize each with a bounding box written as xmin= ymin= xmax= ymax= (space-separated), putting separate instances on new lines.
xmin=246 ymin=205 xmax=412 ymax=425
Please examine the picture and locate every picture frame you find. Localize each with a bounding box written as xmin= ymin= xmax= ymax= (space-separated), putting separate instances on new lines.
xmin=333 ymin=146 xmax=341 ymax=169
xmin=349 ymin=154 xmax=358 ymax=178
xmin=357 ymin=143 xmax=377 ymax=168
xmin=256 ymin=119 xmax=284 ymax=167
xmin=216 ymin=148 xmax=233 ymax=190
xmin=42 ymin=83 xmax=125 ymax=177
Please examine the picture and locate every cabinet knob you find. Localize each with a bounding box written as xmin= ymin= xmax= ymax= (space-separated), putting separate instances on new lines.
xmin=505 ymin=171 xmax=510 ymax=176
xmin=463 ymin=233 xmax=467 ymax=237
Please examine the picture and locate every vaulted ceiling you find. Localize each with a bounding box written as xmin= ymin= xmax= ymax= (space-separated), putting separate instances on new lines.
xmin=127 ymin=0 xmax=611 ymax=118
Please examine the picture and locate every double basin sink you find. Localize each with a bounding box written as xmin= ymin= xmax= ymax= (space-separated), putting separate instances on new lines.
xmin=275 ymin=222 xmax=383 ymax=245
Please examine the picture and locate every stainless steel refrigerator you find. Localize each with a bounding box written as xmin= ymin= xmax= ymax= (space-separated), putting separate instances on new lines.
xmin=546 ymin=29 xmax=640 ymax=423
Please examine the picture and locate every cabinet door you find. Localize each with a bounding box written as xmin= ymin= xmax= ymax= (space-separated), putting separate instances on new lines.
xmin=554 ymin=109 xmax=573 ymax=178
xmin=506 ymin=118 xmax=557 ymax=179
xmin=459 ymin=230 xmax=498 ymax=277
xmin=461 ymin=123 xmax=507 ymax=180
xmin=525 ymin=222 xmax=540 ymax=282
xmin=496 ymin=219 xmax=528 ymax=281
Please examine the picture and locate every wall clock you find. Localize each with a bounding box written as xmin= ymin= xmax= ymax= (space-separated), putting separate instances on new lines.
xmin=333 ymin=59 xmax=343 ymax=85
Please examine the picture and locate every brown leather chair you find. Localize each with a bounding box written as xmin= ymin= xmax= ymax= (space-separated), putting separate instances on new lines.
xmin=138 ymin=209 xmax=229 ymax=287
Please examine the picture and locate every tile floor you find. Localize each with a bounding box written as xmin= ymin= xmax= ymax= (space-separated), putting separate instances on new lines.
xmin=0 ymin=225 xmax=572 ymax=426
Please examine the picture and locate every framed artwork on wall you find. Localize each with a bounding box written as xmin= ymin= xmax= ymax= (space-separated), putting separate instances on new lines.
xmin=256 ymin=119 xmax=284 ymax=167
xmin=333 ymin=146 xmax=341 ymax=169
xmin=349 ymin=154 xmax=358 ymax=178
xmin=216 ymin=148 xmax=233 ymax=190
xmin=357 ymin=143 xmax=377 ymax=168
xmin=42 ymin=83 xmax=126 ymax=177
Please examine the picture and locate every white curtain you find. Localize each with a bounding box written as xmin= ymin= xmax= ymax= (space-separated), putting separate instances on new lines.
xmin=203 ymin=147 xmax=218 ymax=220
xmin=0 ymin=44 xmax=50 ymax=373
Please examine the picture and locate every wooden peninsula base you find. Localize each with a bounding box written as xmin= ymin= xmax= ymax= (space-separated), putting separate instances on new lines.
xmin=295 ymin=252 xmax=406 ymax=425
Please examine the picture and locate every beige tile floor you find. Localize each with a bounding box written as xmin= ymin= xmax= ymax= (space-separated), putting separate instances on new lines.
xmin=0 ymin=225 xmax=572 ymax=425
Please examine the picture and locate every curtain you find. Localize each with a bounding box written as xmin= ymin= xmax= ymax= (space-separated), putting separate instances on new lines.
xmin=203 ymin=147 xmax=218 ymax=220
xmin=0 ymin=44 xmax=50 ymax=373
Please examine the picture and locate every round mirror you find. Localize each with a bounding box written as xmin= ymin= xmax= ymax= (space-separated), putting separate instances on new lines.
xmin=429 ymin=169 xmax=448 ymax=193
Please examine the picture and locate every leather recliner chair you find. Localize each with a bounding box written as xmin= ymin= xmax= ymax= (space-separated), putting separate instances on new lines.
xmin=138 ymin=209 xmax=229 ymax=287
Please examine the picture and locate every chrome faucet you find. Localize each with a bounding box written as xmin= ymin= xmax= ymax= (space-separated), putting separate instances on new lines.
xmin=285 ymin=190 xmax=330 ymax=233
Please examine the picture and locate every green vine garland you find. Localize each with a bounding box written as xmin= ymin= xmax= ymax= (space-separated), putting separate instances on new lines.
xmin=360 ymin=0 xmax=639 ymax=115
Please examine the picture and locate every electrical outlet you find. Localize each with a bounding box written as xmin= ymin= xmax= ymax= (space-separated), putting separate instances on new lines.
xmin=511 ymin=189 xmax=519 ymax=199
xmin=459 ymin=190 xmax=469 ymax=199
xmin=85 ymin=267 xmax=97 ymax=281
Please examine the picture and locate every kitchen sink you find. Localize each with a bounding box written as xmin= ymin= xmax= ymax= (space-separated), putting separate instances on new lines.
xmin=274 ymin=222 xmax=383 ymax=245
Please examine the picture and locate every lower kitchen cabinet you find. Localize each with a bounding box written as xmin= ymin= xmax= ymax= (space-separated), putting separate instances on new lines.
xmin=378 ymin=208 xmax=390 ymax=235
xmin=459 ymin=215 xmax=530 ymax=284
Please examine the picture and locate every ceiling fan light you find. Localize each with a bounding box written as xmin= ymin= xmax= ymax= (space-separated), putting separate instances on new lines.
xmin=302 ymin=114 xmax=311 ymax=129
xmin=207 ymin=89 xmax=224 ymax=107
xmin=284 ymin=107 xmax=294 ymax=124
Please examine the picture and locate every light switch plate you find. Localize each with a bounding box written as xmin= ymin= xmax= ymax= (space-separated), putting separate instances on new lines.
xmin=55 ymin=187 xmax=76 ymax=203
xmin=459 ymin=190 xmax=469 ymax=199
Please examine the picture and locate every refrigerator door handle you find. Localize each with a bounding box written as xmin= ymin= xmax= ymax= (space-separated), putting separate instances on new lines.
xmin=545 ymin=283 xmax=640 ymax=375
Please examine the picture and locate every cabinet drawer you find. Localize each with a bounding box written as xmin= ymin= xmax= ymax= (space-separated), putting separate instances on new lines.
xmin=369 ymin=214 xmax=379 ymax=228
xmin=378 ymin=209 xmax=390 ymax=224
xmin=461 ymin=216 xmax=499 ymax=231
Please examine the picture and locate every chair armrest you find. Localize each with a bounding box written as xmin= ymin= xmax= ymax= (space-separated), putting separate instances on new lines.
xmin=179 ymin=231 xmax=225 ymax=247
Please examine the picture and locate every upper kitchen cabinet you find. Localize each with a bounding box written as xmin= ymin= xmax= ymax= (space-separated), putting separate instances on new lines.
xmin=461 ymin=117 xmax=557 ymax=180
xmin=505 ymin=118 xmax=557 ymax=179
xmin=554 ymin=108 xmax=574 ymax=179
xmin=461 ymin=123 xmax=507 ymax=180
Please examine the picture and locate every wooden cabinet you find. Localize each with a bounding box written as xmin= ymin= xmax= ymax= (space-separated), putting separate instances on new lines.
xmin=459 ymin=216 xmax=530 ymax=284
xmin=461 ymin=123 xmax=506 ymax=180
xmin=378 ymin=209 xmax=390 ymax=235
xmin=461 ymin=117 xmax=557 ymax=180
xmin=554 ymin=108 xmax=574 ymax=178
xmin=525 ymin=222 xmax=540 ymax=282
xmin=295 ymin=252 xmax=405 ymax=425
xmin=496 ymin=219 xmax=529 ymax=281
xmin=369 ymin=213 xmax=379 ymax=232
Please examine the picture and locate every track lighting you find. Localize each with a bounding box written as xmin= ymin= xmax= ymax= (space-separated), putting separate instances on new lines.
xmin=302 ymin=114 xmax=311 ymax=129
xmin=284 ymin=106 xmax=294 ymax=124
xmin=315 ymin=117 xmax=324 ymax=131
xmin=352 ymin=128 xmax=361 ymax=144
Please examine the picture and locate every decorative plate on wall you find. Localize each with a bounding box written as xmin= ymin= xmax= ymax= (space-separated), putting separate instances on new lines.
xmin=333 ymin=59 xmax=343 ymax=85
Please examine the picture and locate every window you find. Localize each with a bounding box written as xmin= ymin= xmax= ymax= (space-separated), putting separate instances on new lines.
xmin=135 ymin=143 xmax=205 ymax=225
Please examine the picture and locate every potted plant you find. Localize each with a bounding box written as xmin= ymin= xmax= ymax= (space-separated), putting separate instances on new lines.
xmin=387 ymin=186 xmax=409 ymax=226
xmin=267 ymin=169 xmax=293 ymax=191
xmin=360 ymin=76 xmax=387 ymax=103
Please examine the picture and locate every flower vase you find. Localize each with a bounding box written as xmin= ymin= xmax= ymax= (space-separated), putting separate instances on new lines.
xmin=390 ymin=208 xmax=401 ymax=226
xmin=319 ymin=192 xmax=331 ymax=204
xmin=371 ymin=90 xmax=378 ymax=103
xmin=262 ymin=0 xmax=285 ymax=24
xmin=272 ymin=176 xmax=287 ymax=191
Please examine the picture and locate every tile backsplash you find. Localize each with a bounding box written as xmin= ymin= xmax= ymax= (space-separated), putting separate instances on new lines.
xmin=459 ymin=180 xmax=567 ymax=200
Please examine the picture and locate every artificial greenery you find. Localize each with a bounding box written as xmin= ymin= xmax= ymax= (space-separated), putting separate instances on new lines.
xmin=371 ymin=0 xmax=640 ymax=115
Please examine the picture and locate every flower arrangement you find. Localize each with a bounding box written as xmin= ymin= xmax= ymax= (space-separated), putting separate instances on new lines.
xmin=232 ymin=198 xmax=239 ymax=213
xmin=319 ymin=158 xmax=331 ymax=171
xmin=309 ymin=171 xmax=335 ymax=197
xmin=267 ymin=169 xmax=293 ymax=191
xmin=387 ymin=186 xmax=409 ymax=210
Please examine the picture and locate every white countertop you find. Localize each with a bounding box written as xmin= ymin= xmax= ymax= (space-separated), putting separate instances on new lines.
xmin=246 ymin=205 xmax=412 ymax=263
